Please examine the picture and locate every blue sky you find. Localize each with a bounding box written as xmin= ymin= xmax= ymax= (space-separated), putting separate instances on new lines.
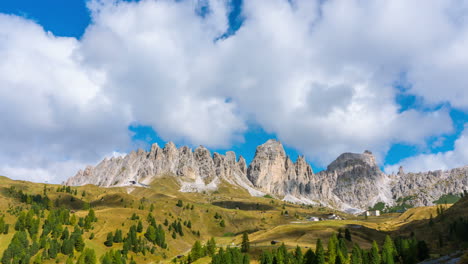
xmin=1 ymin=0 xmax=467 ymax=182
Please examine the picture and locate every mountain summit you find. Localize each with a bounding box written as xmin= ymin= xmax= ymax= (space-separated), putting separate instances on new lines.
xmin=65 ymin=140 xmax=468 ymax=213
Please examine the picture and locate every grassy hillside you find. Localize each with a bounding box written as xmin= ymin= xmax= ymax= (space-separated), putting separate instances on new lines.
xmin=0 ymin=175 xmax=466 ymax=263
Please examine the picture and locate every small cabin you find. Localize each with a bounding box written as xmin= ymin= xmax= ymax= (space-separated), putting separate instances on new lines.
xmin=271 ymin=240 xmax=281 ymax=245
xmin=129 ymin=180 xmax=137 ymax=185
xmin=364 ymin=210 xmax=380 ymax=217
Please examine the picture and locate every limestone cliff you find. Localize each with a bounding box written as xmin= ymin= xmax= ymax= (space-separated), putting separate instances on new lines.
xmin=65 ymin=139 xmax=468 ymax=212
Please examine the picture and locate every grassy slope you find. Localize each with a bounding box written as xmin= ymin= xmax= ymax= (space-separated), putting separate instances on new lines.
xmin=1 ymin=175 xmax=464 ymax=263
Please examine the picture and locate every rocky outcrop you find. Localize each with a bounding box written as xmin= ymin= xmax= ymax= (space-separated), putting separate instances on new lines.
xmin=65 ymin=139 xmax=468 ymax=212
xmin=391 ymin=166 xmax=468 ymax=207
xmin=65 ymin=142 xmax=262 ymax=196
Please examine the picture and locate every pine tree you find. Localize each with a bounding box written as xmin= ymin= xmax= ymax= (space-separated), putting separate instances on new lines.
xmin=219 ymin=219 xmax=225 ymax=227
xmin=77 ymin=248 xmax=96 ymax=264
xmin=260 ymin=250 xmax=273 ymax=264
xmin=206 ymin=237 xmax=217 ymax=256
xmin=382 ymin=235 xmax=395 ymax=264
xmin=328 ymin=233 xmax=338 ymax=264
xmin=62 ymin=239 xmax=75 ymax=256
xmin=345 ymin=228 xmax=352 ymax=241
xmin=351 ymin=244 xmax=363 ymax=264
xmin=316 ymin=238 xmax=326 ymax=264
xmin=0 ymin=217 xmax=5 ymax=234
xmin=104 ymin=232 xmax=114 ymax=247
xmin=137 ymin=220 xmax=143 ymax=233
xmin=75 ymin=234 xmax=85 ymax=252
xmin=339 ymin=238 xmax=348 ymax=258
xmin=113 ymin=229 xmax=122 ymax=243
xmin=101 ymin=252 xmax=112 ymax=264
xmin=176 ymin=200 xmax=183 ymax=207
xmin=145 ymin=225 xmax=157 ymax=243
xmin=303 ymin=248 xmax=316 ymax=264
xmin=3 ymin=224 xmax=9 ymax=235
xmin=241 ymin=232 xmax=250 ymax=253
xmin=61 ymin=227 xmax=70 ymax=240
xmin=190 ymin=241 xmax=203 ymax=261
xmin=370 ymin=241 xmax=381 ymax=264
xmin=294 ymin=245 xmax=303 ymax=263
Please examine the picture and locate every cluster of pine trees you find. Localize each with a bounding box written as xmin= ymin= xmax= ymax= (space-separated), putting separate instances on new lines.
xmin=211 ymin=247 xmax=250 ymax=264
xmin=258 ymin=233 xmax=429 ymax=264
xmin=144 ymin=214 xmax=167 ymax=249
xmin=1 ymin=207 xmax=92 ymax=264
xmin=174 ymin=237 xmax=250 ymax=264
xmin=104 ymin=229 xmax=123 ymax=247
xmin=56 ymin=186 xmax=78 ymax=195
xmin=168 ymin=220 xmax=184 ymax=238
xmin=101 ymin=249 xmax=135 ymax=264
xmin=6 ymin=186 xmax=53 ymax=210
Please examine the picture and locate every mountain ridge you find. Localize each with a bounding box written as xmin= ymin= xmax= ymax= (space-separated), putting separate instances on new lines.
xmin=65 ymin=139 xmax=468 ymax=213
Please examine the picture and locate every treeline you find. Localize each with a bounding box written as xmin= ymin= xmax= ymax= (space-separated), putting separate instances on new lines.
xmin=176 ymin=230 xmax=430 ymax=264
xmin=173 ymin=238 xmax=249 ymax=264
xmin=258 ymin=234 xmax=429 ymax=264
xmin=6 ymin=186 xmax=53 ymax=210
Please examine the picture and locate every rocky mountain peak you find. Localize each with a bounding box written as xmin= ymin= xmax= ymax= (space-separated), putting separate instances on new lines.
xmin=65 ymin=139 xmax=468 ymax=213
xmin=255 ymin=139 xmax=286 ymax=159
xmin=327 ymin=151 xmax=378 ymax=172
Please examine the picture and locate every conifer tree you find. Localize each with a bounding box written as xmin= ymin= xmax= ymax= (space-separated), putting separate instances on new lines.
xmin=145 ymin=225 xmax=157 ymax=243
xmin=382 ymin=235 xmax=395 ymax=264
xmin=241 ymin=232 xmax=250 ymax=253
xmin=345 ymin=228 xmax=352 ymax=241
xmin=351 ymin=244 xmax=363 ymax=264
xmin=328 ymin=233 xmax=338 ymax=264
xmin=137 ymin=220 xmax=143 ymax=233
xmin=206 ymin=237 xmax=217 ymax=256
xmin=303 ymin=248 xmax=316 ymax=264
xmin=104 ymin=232 xmax=114 ymax=247
xmin=113 ymin=229 xmax=123 ymax=243
xmin=316 ymin=238 xmax=326 ymax=264
xmin=61 ymin=239 xmax=75 ymax=256
xmin=370 ymin=241 xmax=381 ymax=264
xmin=75 ymin=234 xmax=85 ymax=252
xmin=77 ymin=248 xmax=96 ymax=264
xmin=190 ymin=241 xmax=203 ymax=261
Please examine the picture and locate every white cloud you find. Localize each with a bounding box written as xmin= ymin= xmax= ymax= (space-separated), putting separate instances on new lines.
xmin=385 ymin=125 xmax=468 ymax=174
xmin=0 ymin=14 xmax=131 ymax=183
xmin=1 ymin=0 xmax=468 ymax=183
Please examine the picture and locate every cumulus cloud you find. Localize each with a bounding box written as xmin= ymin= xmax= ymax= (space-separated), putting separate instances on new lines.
xmin=0 ymin=14 xmax=131 ymax=183
xmin=385 ymin=125 xmax=468 ymax=174
xmin=1 ymin=0 xmax=468 ymax=182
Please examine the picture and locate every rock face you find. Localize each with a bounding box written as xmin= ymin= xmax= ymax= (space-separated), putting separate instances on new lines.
xmin=391 ymin=166 xmax=468 ymax=207
xmin=65 ymin=143 xmax=263 ymax=196
xmin=65 ymin=139 xmax=468 ymax=212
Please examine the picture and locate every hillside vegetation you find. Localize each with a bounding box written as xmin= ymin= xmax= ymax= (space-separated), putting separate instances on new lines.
xmin=0 ymin=175 xmax=467 ymax=264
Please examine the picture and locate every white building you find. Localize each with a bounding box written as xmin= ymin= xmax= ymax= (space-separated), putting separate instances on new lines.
xmin=365 ymin=210 xmax=380 ymax=216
